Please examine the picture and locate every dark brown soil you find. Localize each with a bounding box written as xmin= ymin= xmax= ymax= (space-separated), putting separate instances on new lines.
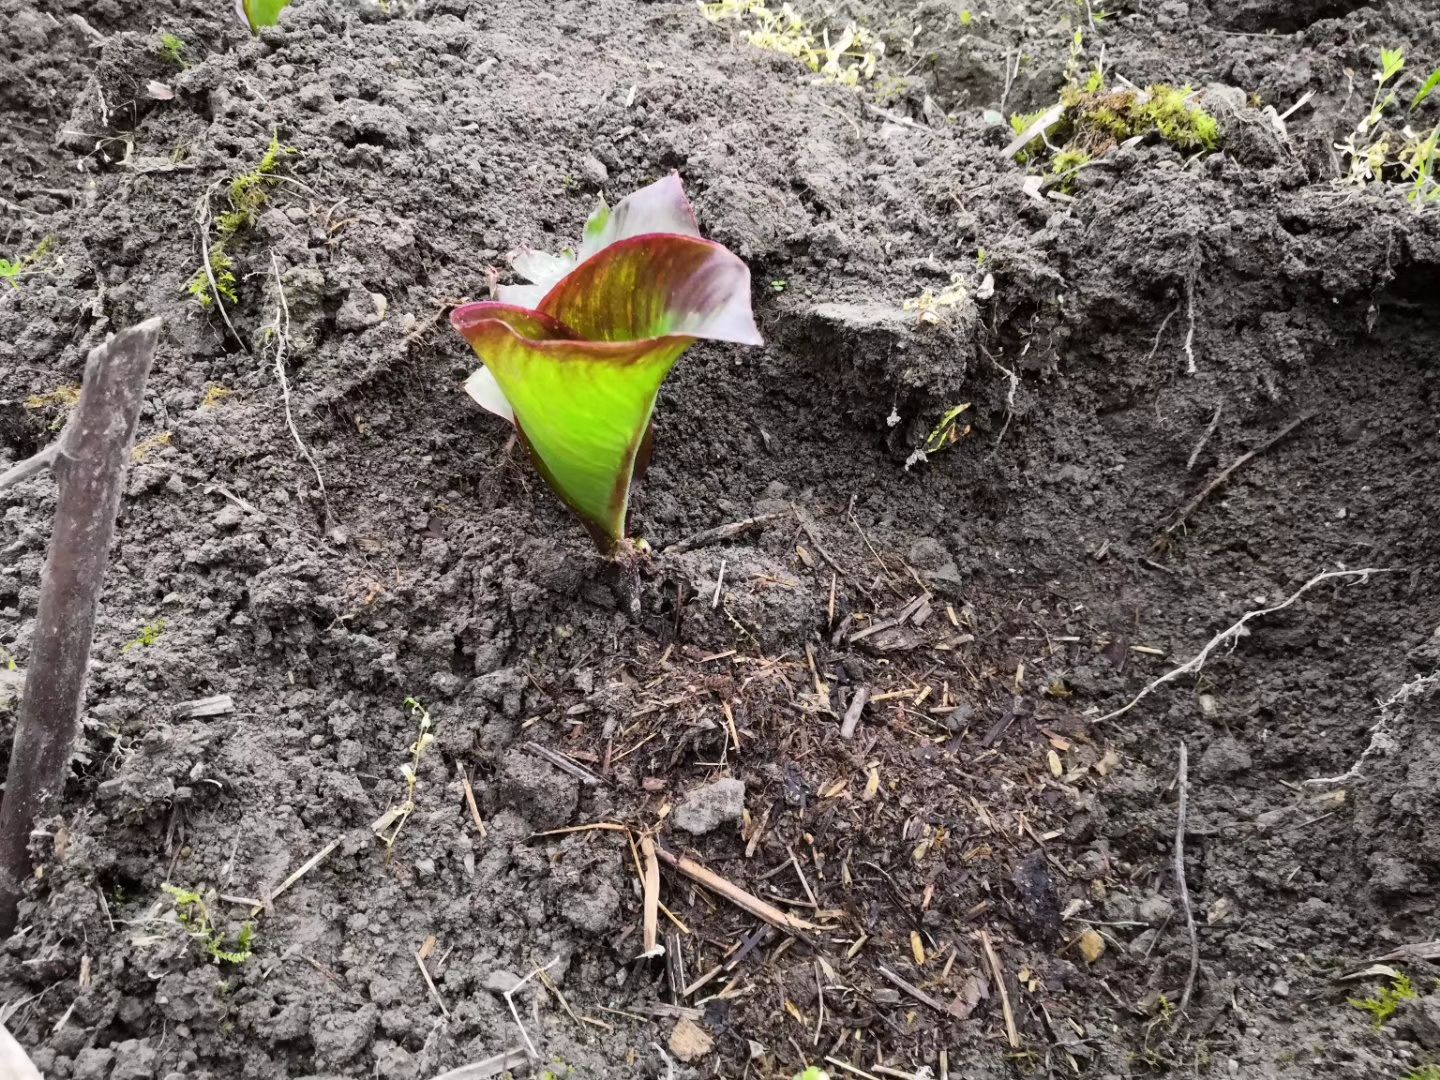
xmin=2 ymin=0 xmax=1439 ymax=1078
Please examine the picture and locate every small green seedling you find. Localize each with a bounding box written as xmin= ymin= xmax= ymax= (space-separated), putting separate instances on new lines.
xmin=163 ymin=884 xmax=255 ymax=965
xmin=157 ymin=32 xmax=187 ymax=66
xmin=122 ymin=619 xmax=165 ymax=653
xmin=1414 ymin=67 xmax=1440 ymax=110
xmin=1348 ymin=972 xmax=1416 ymax=1029
xmin=794 ymin=1069 xmax=831 ymax=1080
xmin=0 ymin=237 xmax=56 ymax=290
xmin=922 ymin=403 xmax=973 ymax=455
xmin=1336 ymin=49 xmax=1440 ymax=207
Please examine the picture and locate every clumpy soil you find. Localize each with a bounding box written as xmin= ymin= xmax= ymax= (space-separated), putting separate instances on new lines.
xmin=2 ymin=0 xmax=1439 ymax=1077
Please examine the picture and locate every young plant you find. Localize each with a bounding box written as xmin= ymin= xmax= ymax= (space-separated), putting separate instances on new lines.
xmin=0 ymin=236 xmax=56 ymax=290
xmin=1349 ymin=972 xmax=1416 ymax=1029
xmin=451 ymin=174 xmax=762 ymax=555
xmin=233 ymin=0 xmax=291 ymax=32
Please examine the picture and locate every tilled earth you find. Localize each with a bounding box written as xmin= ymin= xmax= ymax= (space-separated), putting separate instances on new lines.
xmin=1 ymin=0 xmax=1438 ymax=1077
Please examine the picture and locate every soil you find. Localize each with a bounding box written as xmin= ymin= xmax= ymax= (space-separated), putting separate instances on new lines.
xmin=2 ymin=0 xmax=1439 ymax=1078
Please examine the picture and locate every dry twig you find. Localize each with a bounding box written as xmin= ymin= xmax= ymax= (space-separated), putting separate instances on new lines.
xmin=662 ymin=511 xmax=788 ymax=555
xmin=1160 ymin=413 xmax=1313 ymax=542
xmin=979 ymin=930 xmax=1019 ymax=1048
xmin=640 ymin=834 xmax=664 ymax=959
xmin=504 ymin=956 xmax=560 ymax=1060
xmin=1186 ymin=401 xmax=1224 ymax=471
xmin=1173 ymin=743 xmax=1199 ymax=1019
xmin=654 ymin=846 xmax=820 ymax=933
xmin=267 ymin=253 xmax=331 ymax=521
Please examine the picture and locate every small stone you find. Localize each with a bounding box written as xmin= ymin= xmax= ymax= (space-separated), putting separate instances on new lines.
xmin=579 ymin=154 xmax=609 ymax=186
xmin=907 ymin=536 xmax=947 ymax=571
xmin=483 ymin=969 xmax=522 ymax=995
xmin=670 ymin=778 xmax=745 ymax=835
xmin=1270 ymin=978 xmax=1290 ymax=998
xmin=1207 ymin=896 xmax=1233 ymax=924
xmin=1077 ymin=929 xmax=1105 ymax=963
xmin=669 ymin=1017 xmax=714 ymax=1062
xmin=1197 ymin=736 xmax=1252 ymax=779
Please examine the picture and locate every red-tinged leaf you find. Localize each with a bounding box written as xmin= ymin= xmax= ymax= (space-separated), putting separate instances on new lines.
xmin=539 ymin=234 xmax=762 ymax=346
xmin=578 ymin=172 xmax=700 ymax=260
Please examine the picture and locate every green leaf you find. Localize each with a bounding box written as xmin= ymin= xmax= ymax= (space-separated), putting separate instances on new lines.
xmin=236 ymin=0 xmax=292 ymax=32
xmin=453 ymin=303 xmax=690 ymax=550
xmin=1379 ymin=47 xmax=1405 ymax=86
xmin=1413 ymin=67 xmax=1440 ymax=109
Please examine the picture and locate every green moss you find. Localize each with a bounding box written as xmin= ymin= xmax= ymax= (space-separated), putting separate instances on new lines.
xmin=122 ymin=619 xmax=165 ymax=652
xmin=163 ymin=884 xmax=255 ymax=965
xmin=1014 ymin=78 xmax=1221 ymax=192
xmin=221 ymin=131 xmax=296 ymax=239
xmin=1141 ymin=84 xmax=1221 ymax=150
xmin=158 ymin=32 xmax=187 ymax=66
xmin=1349 ymin=973 xmax=1416 ymax=1029
xmin=185 ymin=247 xmax=237 ymax=308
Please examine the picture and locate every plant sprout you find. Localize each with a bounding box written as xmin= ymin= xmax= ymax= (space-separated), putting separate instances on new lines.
xmin=451 ymin=174 xmax=762 ymax=555
xmin=233 ymin=0 xmax=291 ymax=32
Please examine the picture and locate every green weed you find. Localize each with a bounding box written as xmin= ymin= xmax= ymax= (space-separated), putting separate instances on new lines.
xmin=1405 ymin=1067 xmax=1440 ymax=1080
xmin=0 ymin=236 xmax=56 ymax=290
xmin=122 ymin=619 xmax=165 ymax=653
xmin=1336 ymin=48 xmax=1440 ymax=207
xmin=163 ymin=884 xmax=255 ymax=965
xmin=1348 ymin=972 xmax=1415 ymax=1029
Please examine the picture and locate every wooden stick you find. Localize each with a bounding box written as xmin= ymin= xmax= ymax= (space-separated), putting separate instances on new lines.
xmin=653 ymin=845 xmax=820 ymax=933
xmin=0 ymin=319 xmax=161 ymax=935
xmin=429 ymin=1047 xmax=532 ymax=1080
xmin=979 ymin=930 xmax=1019 ymax=1049
xmin=460 ymin=767 xmax=487 ymax=837
xmin=840 ymin=686 xmax=870 ymax=740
